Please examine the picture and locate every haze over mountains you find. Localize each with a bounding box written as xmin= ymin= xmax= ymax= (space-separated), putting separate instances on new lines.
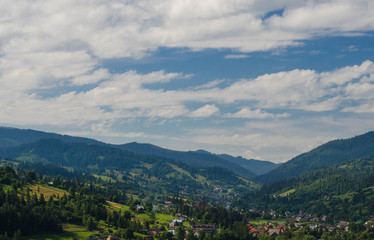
xmin=256 ymin=131 xmax=374 ymax=184
xmin=1 ymin=125 xmax=374 ymax=218
xmin=0 ymin=126 xmax=278 ymax=178
xmin=1 ymin=126 xmax=374 ymax=183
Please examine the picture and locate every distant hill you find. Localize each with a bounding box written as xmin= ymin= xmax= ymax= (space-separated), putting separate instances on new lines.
xmin=213 ymin=154 xmax=279 ymax=176
xmin=118 ymin=142 xmax=257 ymax=179
xmin=235 ymin=157 xmax=374 ymax=221
xmin=0 ymin=126 xmax=104 ymax=148
xmin=0 ymin=126 xmax=260 ymax=179
xmin=0 ymin=138 xmax=255 ymax=199
xmin=256 ymin=131 xmax=374 ymax=184
xmin=193 ymin=150 xmax=279 ymax=175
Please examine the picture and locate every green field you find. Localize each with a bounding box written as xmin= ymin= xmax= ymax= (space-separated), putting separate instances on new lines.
xmin=0 ymin=184 xmax=13 ymax=192
xmin=155 ymin=213 xmax=174 ymax=225
xmin=22 ymin=224 xmax=96 ymax=240
xmin=29 ymin=184 xmax=68 ymax=198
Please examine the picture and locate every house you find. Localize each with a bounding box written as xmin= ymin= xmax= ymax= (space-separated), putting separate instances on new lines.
xmin=170 ymin=219 xmax=183 ymax=227
xmin=106 ymin=235 xmax=120 ymax=240
xmin=164 ymin=201 xmax=172 ymax=206
xmin=268 ymin=229 xmax=280 ymax=237
xmin=136 ymin=205 xmax=145 ymax=213
xmin=337 ymin=221 xmax=349 ymax=232
xmin=192 ymin=224 xmax=217 ymax=235
xmin=277 ymin=225 xmax=286 ymax=232
xmin=168 ymin=227 xmax=178 ymax=236
xmin=149 ymin=227 xmax=161 ymax=236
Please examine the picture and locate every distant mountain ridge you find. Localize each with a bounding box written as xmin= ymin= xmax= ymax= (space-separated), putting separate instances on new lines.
xmin=256 ymin=131 xmax=374 ymax=184
xmin=0 ymin=126 xmax=278 ymax=179
xmin=211 ymin=153 xmax=279 ymax=176
xmin=0 ymin=126 xmax=104 ymax=148
xmin=0 ymin=137 xmax=255 ymax=199
xmin=117 ymin=142 xmax=258 ymax=179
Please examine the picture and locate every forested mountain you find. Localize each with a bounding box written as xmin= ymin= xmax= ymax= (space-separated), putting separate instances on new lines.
xmin=212 ymin=153 xmax=279 ymax=176
xmin=235 ymin=157 xmax=374 ymax=221
xmin=256 ymin=131 xmax=374 ymax=184
xmin=0 ymin=126 xmax=104 ymax=148
xmin=0 ymin=138 xmax=254 ymax=200
xmin=0 ymin=126 xmax=273 ymax=179
xmin=119 ymin=142 xmax=257 ymax=178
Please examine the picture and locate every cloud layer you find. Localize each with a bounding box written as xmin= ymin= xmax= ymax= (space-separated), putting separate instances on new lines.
xmin=1 ymin=0 xmax=374 ymax=162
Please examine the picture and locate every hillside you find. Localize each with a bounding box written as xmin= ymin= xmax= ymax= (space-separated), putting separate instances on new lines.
xmin=115 ymin=142 xmax=257 ymax=179
xmin=0 ymin=126 xmax=105 ymax=148
xmin=256 ymin=131 xmax=374 ymax=184
xmin=213 ymin=153 xmax=279 ymax=175
xmin=235 ymin=157 xmax=374 ymax=221
xmin=0 ymin=138 xmax=254 ymax=201
xmin=0 ymin=126 xmax=259 ymax=179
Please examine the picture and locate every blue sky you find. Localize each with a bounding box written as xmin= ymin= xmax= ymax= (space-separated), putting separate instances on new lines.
xmin=1 ymin=0 xmax=374 ymax=162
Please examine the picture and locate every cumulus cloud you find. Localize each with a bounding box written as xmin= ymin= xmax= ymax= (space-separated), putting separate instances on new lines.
xmin=1 ymin=60 xmax=374 ymax=127
xmin=226 ymin=108 xmax=290 ymax=119
xmin=190 ymin=104 xmax=219 ymax=118
xmin=1 ymin=0 xmax=374 ymax=61
xmin=224 ymin=54 xmax=250 ymax=59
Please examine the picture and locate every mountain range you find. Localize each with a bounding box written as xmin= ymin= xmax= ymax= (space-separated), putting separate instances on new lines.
xmin=1 ymin=125 xmax=374 ymax=221
xmin=0 ymin=126 xmax=278 ymax=178
xmin=256 ymin=131 xmax=374 ymax=184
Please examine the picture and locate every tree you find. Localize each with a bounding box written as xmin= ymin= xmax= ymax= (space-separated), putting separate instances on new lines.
xmin=123 ymin=229 xmax=134 ymax=240
xmin=176 ymin=226 xmax=185 ymax=240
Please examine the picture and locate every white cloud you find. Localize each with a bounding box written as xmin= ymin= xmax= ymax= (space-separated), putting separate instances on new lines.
xmin=189 ymin=104 xmax=219 ymax=118
xmin=1 ymin=60 xmax=373 ymax=128
xmin=226 ymin=107 xmax=290 ymax=119
xmin=224 ymin=54 xmax=249 ymax=59
xmin=1 ymin=0 xmax=374 ymax=61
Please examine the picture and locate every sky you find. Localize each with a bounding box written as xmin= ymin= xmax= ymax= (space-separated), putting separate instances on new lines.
xmin=1 ymin=0 xmax=374 ymax=163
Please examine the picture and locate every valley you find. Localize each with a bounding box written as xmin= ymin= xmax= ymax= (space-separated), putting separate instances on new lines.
xmin=0 ymin=127 xmax=374 ymax=239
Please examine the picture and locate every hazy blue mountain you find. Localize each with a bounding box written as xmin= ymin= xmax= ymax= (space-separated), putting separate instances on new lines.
xmin=215 ymin=154 xmax=279 ymax=175
xmin=118 ymin=142 xmax=257 ymax=179
xmin=0 ymin=126 xmax=104 ymax=148
xmin=0 ymin=126 xmax=256 ymax=179
xmin=0 ymin=138 xmax=254 ymax=198
xmin=256 ymin=131 xmax=374 ymax=184
xmin=194 ymin=150 xmax=279 ymax=175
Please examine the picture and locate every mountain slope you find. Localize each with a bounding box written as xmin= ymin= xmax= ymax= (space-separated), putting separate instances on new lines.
xmin=214 ymin=153 xmax=279 ymax=175
xmin=0 ymin=127 xmax=257 ymax=179
xmin=235 ymin=157 xmax=374 ymax=221
xmin=0 ymin=126 xmax=104 ymax=148
xmin=118 ymin=142 xmax=257 ymax=179
xmin=256 ymin=131 xmax=374 ymax=184
xmin=0 ymin=138 xmax=254 ymax=200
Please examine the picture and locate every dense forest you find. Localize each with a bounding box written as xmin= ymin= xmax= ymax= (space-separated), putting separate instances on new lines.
xmin=236 ymin=158 xmax=374 ymax=221
xmin=1 ymin=128 xmax=374 ymax=239
xmin=257 ymin=131 xmax=374 ymax=184
xmin=0 ymin=138 xmax=253 ymax=202
xmin=1 ymin=163 xmax=374 ymax=240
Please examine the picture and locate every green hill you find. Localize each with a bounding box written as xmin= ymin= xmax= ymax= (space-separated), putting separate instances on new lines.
xmin=0 ymin=126 xmax=259 ymax=179
xmin=235 ymin=157 xmax=374 ymax=221
xmin=0 ymin=138 xmax=254 ymax=201
xmin=256 ymin=131 xmax=374 ymax=184
xmin=0 ymin=126 xmax=104 ymax=148
xmin=214 ymin=153 xmax=279 ymax=175
xmin=119 ymin=142 xmax=257 ymax=179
